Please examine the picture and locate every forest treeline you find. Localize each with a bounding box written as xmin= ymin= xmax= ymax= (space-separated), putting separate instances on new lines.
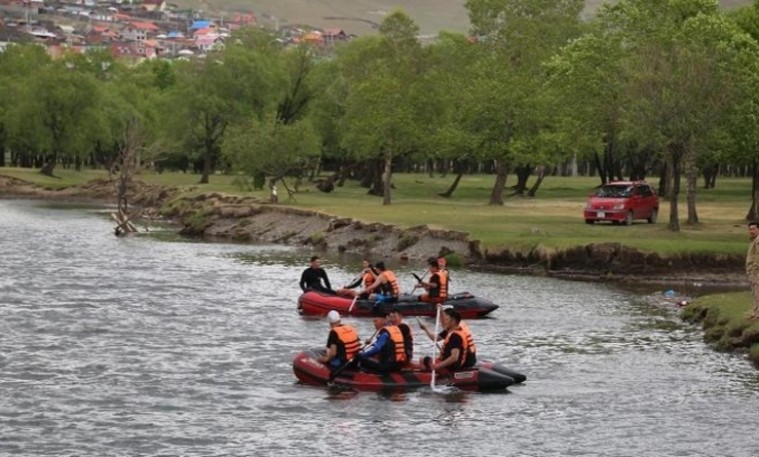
xmin=2 ymin=0 xmax=759 ymax=231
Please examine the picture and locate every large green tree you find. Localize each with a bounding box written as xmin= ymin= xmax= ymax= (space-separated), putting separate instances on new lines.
xmin=465 ymin=0 xmax=585 ymax=204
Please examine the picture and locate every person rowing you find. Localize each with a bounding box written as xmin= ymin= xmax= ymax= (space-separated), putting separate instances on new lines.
xmin=418 ymin=307 xmax=477 ymax=371
xmin=362 ymin=261 xmax=400 ymax=304
xmin=316 ymin=310 xmax=361 ymax=371
xmin=336 ymin=259 xmax=377 ymax=299
xmin=357 ymin=308 xmax=408 ymax=373
xmin=417 ymin=257 xmax=448 ymax=304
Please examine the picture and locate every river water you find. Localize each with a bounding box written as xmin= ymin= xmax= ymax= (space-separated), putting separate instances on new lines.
xmin=1 ymin=199 xmax=758 ymax=457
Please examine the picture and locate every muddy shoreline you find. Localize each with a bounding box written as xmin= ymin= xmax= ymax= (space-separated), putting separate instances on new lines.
xmin=0 ymin=175 xmax=748 ymax=291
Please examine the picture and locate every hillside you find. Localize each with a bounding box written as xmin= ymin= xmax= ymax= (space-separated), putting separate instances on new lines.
xmin=173 ymin=0 xmax=753 ymax=36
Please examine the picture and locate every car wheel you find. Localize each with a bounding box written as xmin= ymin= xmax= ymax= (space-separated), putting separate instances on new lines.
xmin=647 ymin=208 xmax=658 ymax=224
xmin=585 ymin=219 xmax=594 ymax=225
xmin=624 ymin=211 xmax=633 ymax=226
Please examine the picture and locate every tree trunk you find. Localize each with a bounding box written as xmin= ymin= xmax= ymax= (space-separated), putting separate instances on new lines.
xmin=488 ymin=162 xmax=508 ymax=205
xmin=685 ymin=147 xmax=698 ymax=225
xmin=702 ymin=164 xmax=718 ymax=189
xmin=40 ymin=152 xmax=57 ymax=177
xmin=439 ymin=160 xmax=466 ymax=198
xmin=382 ymin=153 xmax=393 ymax=205
xmin=667 ymin=143 xmax=683 ymax=232
xmin=593 ymin=151 xmax=607 ymax=185
xmin=747 ymin=159 xmax=759 ymax=221
xmin=527 ymin=165 xmax=546 ymax=197
xmin=513 ymin=165 xmax=531 ymax=195
xmin=0 ymin=124 xmax=5 ymax=167
xmin=439 ymin=171 xmax=463 ymax=198
xmin=658 ymin=161 xmax=668 ymax=198
xmin=199 ymin=140 xmax=212 ymax=184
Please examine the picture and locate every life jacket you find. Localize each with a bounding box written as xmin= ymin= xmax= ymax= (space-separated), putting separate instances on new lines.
xmin=458 ymin=321 xmax=477 ymax=367
xmin=332 ymin=325 xmax=361 ymax=362
xmin=441 ymin=327 xmax=469 ymax=369
xmin=380 ymin=270 xmax=400 ymax=298
xmin=379 ymin=325 xmax=407 ymax=364
xmin=398 ymin=322 xmax=413 ymax=361
xmin=428 ymin=271 xmax=448 ymax=303
xmin=363 ymin=271 xmax=375 ymax=288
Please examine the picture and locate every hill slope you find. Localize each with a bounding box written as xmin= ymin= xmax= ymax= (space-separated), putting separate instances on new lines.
xmin=177 ymin=0 xmax=752 ymax=36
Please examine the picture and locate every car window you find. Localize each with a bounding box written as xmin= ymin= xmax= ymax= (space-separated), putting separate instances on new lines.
xmin=638 ymin=186 xmax=653 ymax=197
xmin=595 ymin=185 xmax=632 ymax=198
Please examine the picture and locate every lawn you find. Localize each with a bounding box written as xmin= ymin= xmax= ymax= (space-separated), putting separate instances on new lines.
xmin=0 ymin=166 xmax=752 ymax=255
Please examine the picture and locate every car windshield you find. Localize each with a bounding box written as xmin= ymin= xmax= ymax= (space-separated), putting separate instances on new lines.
xmin=595 ymin=185 xmax=632 ymax=198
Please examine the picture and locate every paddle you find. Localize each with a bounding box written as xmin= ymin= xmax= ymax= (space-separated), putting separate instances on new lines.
xmin=348 ymin=291 xmax=361 ymax=314
xmin=328 ymin=327 xmax=380 ymax=383
xmin=430 ymin=304 xmax=442 ymax=391
xmin=415 ymin=316 xmax=442 ymax=352
xmin=410 ymin=271 xmax=427 ymax=293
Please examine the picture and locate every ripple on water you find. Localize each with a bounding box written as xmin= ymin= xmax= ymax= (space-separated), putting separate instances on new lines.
xmin=1 ymin=200 xmax=759 ymax=457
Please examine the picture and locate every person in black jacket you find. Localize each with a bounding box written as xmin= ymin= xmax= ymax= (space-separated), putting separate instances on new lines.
xmin=299 ymin=256 xmax=335 ymax=294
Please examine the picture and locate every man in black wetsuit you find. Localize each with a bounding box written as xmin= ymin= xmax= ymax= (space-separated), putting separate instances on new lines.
xmin=299 ymin=256 xmax=335 ymax=294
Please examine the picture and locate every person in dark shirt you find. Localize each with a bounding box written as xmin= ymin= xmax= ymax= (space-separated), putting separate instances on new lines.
xmin=299 ymin=256 xmax=335 ymax=294
xmin=387 ymin=307 xmax=413 ymax=362
xmin=418 ymin=307 xmax=476 ymax=370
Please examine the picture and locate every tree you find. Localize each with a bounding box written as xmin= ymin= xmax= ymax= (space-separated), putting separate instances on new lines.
xmin=465 ymin=0 xmax=585 ymax=204
xmin=339 ymin=10 xmax=431 ymax=205
xmin=224 ymin=114 xmax=320 ymax=200
xmin=164 ymin=29 xmax=286 ymax=183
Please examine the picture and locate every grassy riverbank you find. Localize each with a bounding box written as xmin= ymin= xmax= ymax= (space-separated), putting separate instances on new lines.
xmin=682 ymin=292 xmax=759 ymax=367
xmin=1 ymin=167 xmax=750 ymax=255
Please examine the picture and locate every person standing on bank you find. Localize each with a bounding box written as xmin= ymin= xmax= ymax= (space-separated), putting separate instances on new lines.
xmin=317 ymin=310 xmax=361 ymax=370
xmin=299 ymin=256 xmax=335 ymax=294
xmin=746 ymin=222 xmax=759 ymax=319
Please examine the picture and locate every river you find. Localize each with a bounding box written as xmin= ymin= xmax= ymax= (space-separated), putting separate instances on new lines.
xmin=1 ymin=199 xmax=758 ymax=457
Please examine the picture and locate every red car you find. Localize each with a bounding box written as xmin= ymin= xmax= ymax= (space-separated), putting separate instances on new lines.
xmin=583 ymin=181 xmax=659 ymax=225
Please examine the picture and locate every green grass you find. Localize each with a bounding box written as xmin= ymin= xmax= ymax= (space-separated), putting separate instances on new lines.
xmin=0 ymin=167 xmax=752 ymax=254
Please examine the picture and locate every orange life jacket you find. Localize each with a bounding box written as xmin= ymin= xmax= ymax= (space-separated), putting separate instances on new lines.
xmin=442 ymin=327 xmax=469 ymax=369
xmin=381 ymin=270 xmax=400 ymax=297
xmin=363 ymin=271 xmax=375 ymax=288
xmin=428 ymin=271 xmax=448 ymax=303
xmin=459 ymin=321 xmax=476 ymax=355
xmin=332 ymin=325 xmax=360 ymax=362
xmin=380 ymin=325 xmax=407 ymax=363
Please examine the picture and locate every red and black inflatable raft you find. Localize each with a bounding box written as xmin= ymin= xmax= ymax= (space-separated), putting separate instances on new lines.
xmin=297 ymin=291 xmax=499 ymax=319
xmin=293 ymin=347 xmax=525 ymax=392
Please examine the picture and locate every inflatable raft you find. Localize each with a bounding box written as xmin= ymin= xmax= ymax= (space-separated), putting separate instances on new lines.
xmin=293 ymin=347 xmax=525 ymax=392
xmin=297 ymin=291 xmax=499 ymax=319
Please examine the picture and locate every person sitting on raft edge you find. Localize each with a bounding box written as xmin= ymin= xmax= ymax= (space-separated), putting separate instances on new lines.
xmin=362 ymin=261 xmax=400 ymax=304
xmin=317 ymin=310 xmax=361 ymax=370
xmin=336 ymin=259 xmax=377 ymax=299
xmin=299 ymin=256 xmax=336 ymax=294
